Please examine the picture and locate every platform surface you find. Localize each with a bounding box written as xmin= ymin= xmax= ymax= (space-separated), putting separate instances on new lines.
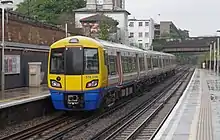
xmin=154 ymin=69 xmax=220 ymax=140
xmin=0 ymin=85 xmax=49 ymax=109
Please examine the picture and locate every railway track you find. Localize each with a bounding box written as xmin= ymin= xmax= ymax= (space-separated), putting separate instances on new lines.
xmin=0 ymin=114 xmax=73 ymax=140
xmin=47 ymin=67 xmax=189 ymax=140
xmin=1 ymin=86 xmax=149 ymax=140
xmin=0 ymin=66 xmax=187 ymax=140
xmin=43 ymin=68 xmax=188 ymax=140
xmin=0 ymin=95 xmax=138 ymax=140
xmin=91 ymin=67 xmax=193 ymax=140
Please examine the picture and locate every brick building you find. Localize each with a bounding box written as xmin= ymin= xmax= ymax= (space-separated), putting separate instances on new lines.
xmin=0 ymin=10 xmax=81 ymax=46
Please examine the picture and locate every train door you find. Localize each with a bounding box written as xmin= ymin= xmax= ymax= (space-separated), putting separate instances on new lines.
xmin=102 ymin=49 xmax=108 ymax=86
xmin=116 ymin=52 xmax=123 ymax=85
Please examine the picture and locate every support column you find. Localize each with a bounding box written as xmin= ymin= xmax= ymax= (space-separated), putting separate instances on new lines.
xmin=209 ymin=43 xmax=212 ymax=71
xmin=217 ymin=38 xmax=220 ymax=75
xmin=214 ymin=42 xmax=216 ymax=73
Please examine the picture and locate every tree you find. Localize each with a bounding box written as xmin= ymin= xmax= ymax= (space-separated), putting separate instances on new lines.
xmin=98 ymin=20 xmax=110 ymax=40
xmin=16 ymin=0 xmax=86 ymax=24
xmin=98 ymin=15 xmax=117 ymax=41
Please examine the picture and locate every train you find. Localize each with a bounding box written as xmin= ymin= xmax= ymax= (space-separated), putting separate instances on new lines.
xmin=48 ymin=36 xmax=177 ymax=111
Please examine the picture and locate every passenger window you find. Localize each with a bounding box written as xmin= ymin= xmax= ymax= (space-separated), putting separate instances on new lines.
xmin=139 ymin=57 xmax=145 ymax=71
xmin=128 ymin=57 xmax=133 ymax=72
xmin=158 ymin=56 xmax=161 ymax=68
xmin=147 ymin=57 xmax=151 ymax=70
xmin=122 ymin=56 xmax=129 ymax=73
xmin=108 ymin=55 xmax=117 ymax=75
xmin=132 ymin=57 xmax=137 ymax=72
xmin=153 ymin=57 xmax=158 ymax=68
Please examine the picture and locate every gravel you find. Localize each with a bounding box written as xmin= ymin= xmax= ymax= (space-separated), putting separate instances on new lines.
xmin=0 ymin=111 xmax=64 ymax=138
xmin=62 ymin=72 xmax=183 ymax=140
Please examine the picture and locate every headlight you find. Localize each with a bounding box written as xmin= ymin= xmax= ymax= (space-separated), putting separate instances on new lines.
xmin=86 ymin=79 xmax=98 ymax=88
xmin=50 ymin=80 xmax=62 ymax=88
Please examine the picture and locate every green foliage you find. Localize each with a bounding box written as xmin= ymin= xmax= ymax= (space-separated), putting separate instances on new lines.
xmin=152 ymin=39 xmax=166 ymax=51
xmin=16 ymin=0 xmax=86 ymax=24
xmin=98 ymin=20 xmax=110 ymax=40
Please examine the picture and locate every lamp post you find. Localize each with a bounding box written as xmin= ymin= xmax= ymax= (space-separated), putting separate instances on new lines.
xmin=0 ymin=0 xmax=13 ymax=99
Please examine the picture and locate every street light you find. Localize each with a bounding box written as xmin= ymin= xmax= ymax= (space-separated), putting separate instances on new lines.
xmin=0 ymin=0 xmax=13 ymax=99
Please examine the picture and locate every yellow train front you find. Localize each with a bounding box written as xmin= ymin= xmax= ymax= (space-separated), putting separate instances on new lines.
xmin=48 ymin=36 xmax=108 ymax=111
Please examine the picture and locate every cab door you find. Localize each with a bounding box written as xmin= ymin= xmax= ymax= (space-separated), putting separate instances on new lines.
xmin=48 ymin=47 xmax=66 ymax=91
xmin=64 ymin=46 xmax=83 ymax=91
xmin=81 ymin=47 xmax=100 ymax=91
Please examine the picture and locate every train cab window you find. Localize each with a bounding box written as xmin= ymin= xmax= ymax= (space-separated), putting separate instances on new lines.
xmin=50 ymin=48 xmax=65 ymax=74
xmin=139 ymin=57 xmax=145 ymax=71
xmin=65 ymin=47 xmax=84 ymax=75
xmin=84 ymin=48 xmax=99 ymax=74
xmin=108 ymin=55 xmax=117 ymax=75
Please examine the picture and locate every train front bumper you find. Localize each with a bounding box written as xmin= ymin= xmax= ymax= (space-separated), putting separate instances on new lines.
xmin=49 ymin=89 xmax=103 ymax=111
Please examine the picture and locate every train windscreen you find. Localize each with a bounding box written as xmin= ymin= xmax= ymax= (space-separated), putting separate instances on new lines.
xmin=50 ymin=47 xmax=99 ymax=75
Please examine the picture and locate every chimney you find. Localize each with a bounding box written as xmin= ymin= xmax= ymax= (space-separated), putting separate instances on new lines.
xmin=86 ymin=0 xmax=97 ymax=10
xmin=103 ymin=0 xmax=113 ymax=10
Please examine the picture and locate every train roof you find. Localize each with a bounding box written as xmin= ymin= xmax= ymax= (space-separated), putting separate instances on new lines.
xmin=96 ymin=39 xmax=175 ymax=57
xmin=96 ymin=39 xmax=144 ymax=53
xmin=51 ymin=36 xmax=175 ymax=57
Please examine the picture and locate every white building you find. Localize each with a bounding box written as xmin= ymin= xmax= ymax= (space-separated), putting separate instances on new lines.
xmin=128 ymin=18 xmax=155 ymax=50
xmin=74 ymin=0 xmax=130 ymax=45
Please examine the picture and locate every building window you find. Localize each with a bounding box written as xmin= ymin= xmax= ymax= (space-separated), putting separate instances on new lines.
xmin=129 ymin=22 xmax=134 ymax=27
xmin=129 ymin=32 xmax=134 ymax=37
xmin=145 ymin=43 xmax=149 ymax=48
xmin=139 ymin=43 xmax=143 ymax=48
xmin=138 ymin=22 xmax=143 ymax=26
xmin=145 ymin=22 xmax=149 ymax=26
xmin=145 ymin=32 xmax=149 ymax=37
xmin=130 ymin=43 xmax=134 ymax=46
xmin=139 ymin=32 xmax=143 ymax=37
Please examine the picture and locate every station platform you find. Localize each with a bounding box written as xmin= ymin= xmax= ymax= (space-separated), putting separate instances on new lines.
xmin=154 ymin=68 xmax=220 ymax=140
xmin=0 ymin=85 xmax=49 ymax=109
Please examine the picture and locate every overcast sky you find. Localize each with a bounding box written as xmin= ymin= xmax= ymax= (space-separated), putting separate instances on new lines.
xmin=126 ymin=0 xmax=220 ymax=37
xmin=13 ymin=0 xmax=220 ymax=37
